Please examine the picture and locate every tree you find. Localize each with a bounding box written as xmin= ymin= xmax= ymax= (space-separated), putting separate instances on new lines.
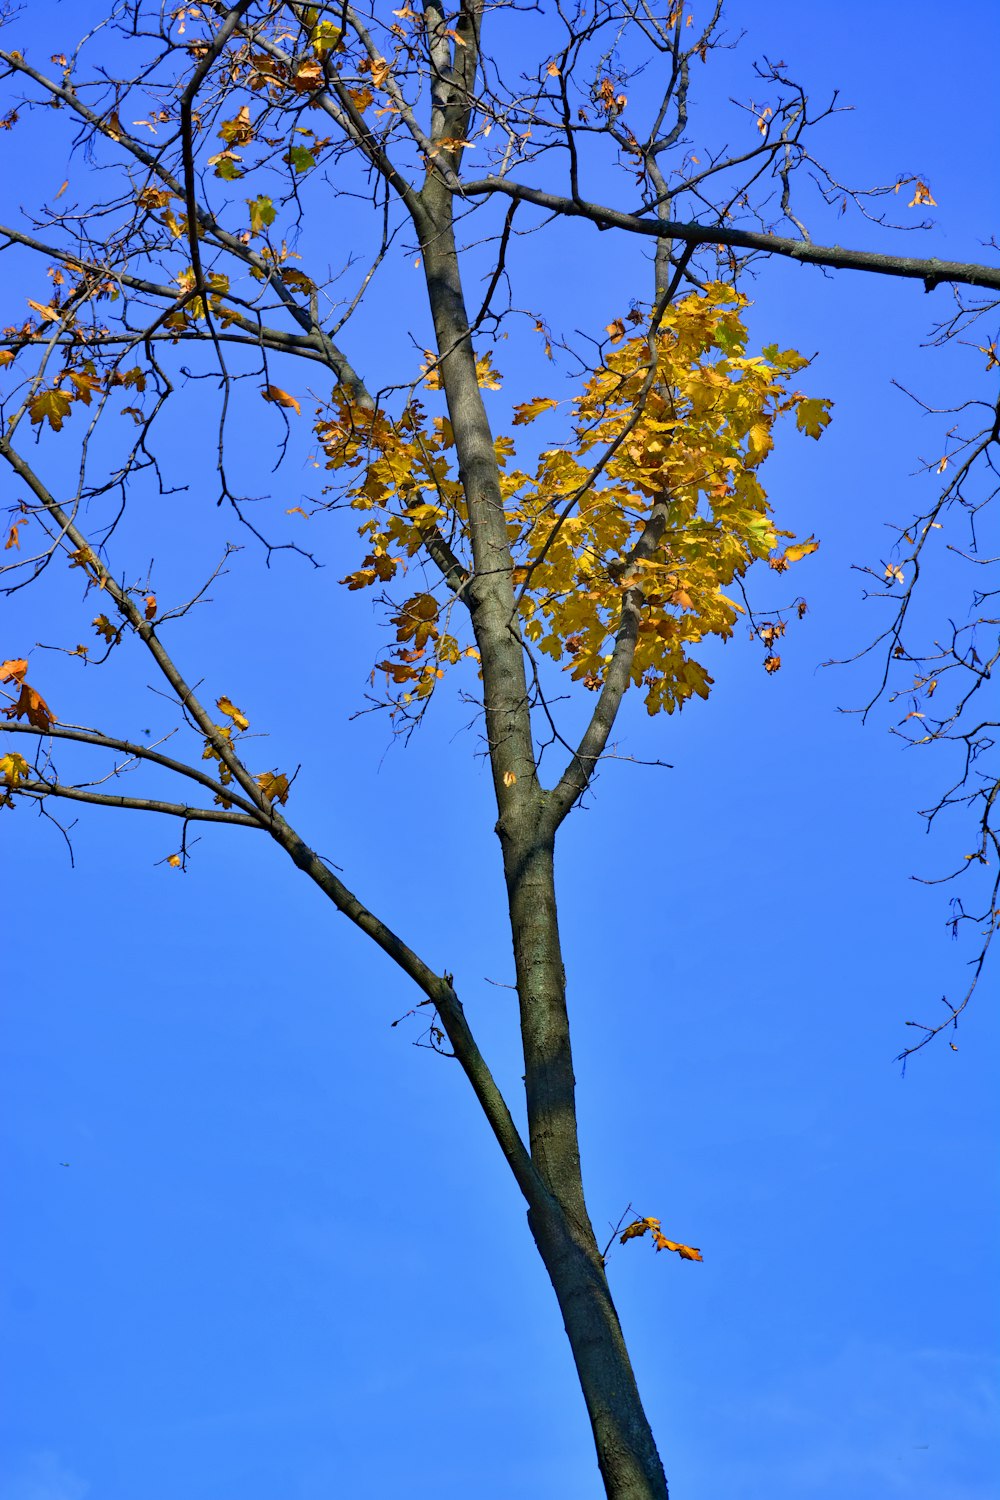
xmin=1 ymin=4 xmax=996 ymax=1497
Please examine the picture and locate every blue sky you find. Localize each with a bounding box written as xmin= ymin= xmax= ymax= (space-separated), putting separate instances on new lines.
xmin=1 ymin=3 xmax=998 ymax=1498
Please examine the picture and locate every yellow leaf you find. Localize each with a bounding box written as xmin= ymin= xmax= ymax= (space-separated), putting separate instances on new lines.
xmin=503 ymin=770 xmax=517 ymax=787
xmin=28 ymin=386 xmax=74 ymax=432
xmin=885 ymin=563 xmax=905 ymax=586
xmin=67 ymin=371 xmax=101 ymax=404
xmin=511 ymin=396 xmax=559 ymax=426
xmin=217 ymin=695 xmax=250 ymax=732
xmin=606 ymin=317 xmax=626 ymax=343
xmin=262 ymin=384 xmax=300 ymax=415
xmin=256 ymin=770 xmax=289 ymax=805
xmin=167 ymin=853 xmax=182 ymax=868
xmin=310 ymin=20 xmax=343 ymax=54
xmin=795 ymin=397 xmax=832 ymax=439
xmin=279 ymin=268 xmax=317 ymax=294
xmin=0 ymin=751 xmax=30 ymax=786
xmin=783 ymin=535 xmax=820 ymax=563
xmin=217 ymin=104 xmax=254 ymax=145
xmin=247 ymin=194 xmax=276 ymax=234
xmin=475 ymin=351 xmax=503 ymax=390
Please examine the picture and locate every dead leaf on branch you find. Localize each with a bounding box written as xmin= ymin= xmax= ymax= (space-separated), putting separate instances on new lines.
xmin=620 ymin=1217 xmax=703 ymax=1262
xmin=2 ymin=680 xmax=56 ymax=732
xmin=262 ymin=384 xmax=300 ymax=415
xmin=908 ymin=180 xmax=937 ymax=208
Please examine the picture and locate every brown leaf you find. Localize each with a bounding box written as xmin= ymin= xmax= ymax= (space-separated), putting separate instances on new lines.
xmin=92 ymin=615 xmax=119 ymax=644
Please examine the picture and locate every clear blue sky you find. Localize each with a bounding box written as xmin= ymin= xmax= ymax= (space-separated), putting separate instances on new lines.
xmin=1 ymin=4 xmax=998 ymax=1499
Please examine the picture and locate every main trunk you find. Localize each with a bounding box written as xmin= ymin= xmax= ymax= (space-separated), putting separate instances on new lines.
xmin=418 ymin=173 xmax=668 ymax=1499
xmin=502 ymin=827 xmax=670 ymax=1500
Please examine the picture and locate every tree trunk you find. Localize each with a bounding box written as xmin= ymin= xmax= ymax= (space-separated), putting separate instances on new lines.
xmin=529 ymin=1196 xmax=670 ymax=1500
xmin=503 ymin=825 xmax=670 ymax=1500
xmin=418 ymin=175 xmax=669 ymax=1499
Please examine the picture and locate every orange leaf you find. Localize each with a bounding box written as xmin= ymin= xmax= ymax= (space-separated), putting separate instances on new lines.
xmin=620 ymin=1217 xmax=660 ymax=1244
xmin=26 ymin=298 xmax=61 ymax=323
xmin=262 ymin=384 xmax=301 ymax=415
xmin=144 ymin=594 xmax=157 ymax=620
xmin=652 ymin=1234 xmax=703 ymax=1261
xmin=0 ymin=658 xmax=28 ymax=684
xmin=3 ymin=680 xmax=56 ymax=732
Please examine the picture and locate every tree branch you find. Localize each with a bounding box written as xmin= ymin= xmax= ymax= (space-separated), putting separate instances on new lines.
xmin=457 ymin=178 xmax=1000 ymax=292
xmin=13 ymin=779 xmax=262 ymax=825
xmin=0 ymin=721 xmax=264 ymax=818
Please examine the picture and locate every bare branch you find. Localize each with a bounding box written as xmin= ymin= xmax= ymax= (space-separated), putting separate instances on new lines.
xmin=457 ymin=179 xmax=1000 ymax=293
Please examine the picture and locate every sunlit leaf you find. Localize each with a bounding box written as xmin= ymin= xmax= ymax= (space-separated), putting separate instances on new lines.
xmin=217 ymin=695 xmax=250 ymax=732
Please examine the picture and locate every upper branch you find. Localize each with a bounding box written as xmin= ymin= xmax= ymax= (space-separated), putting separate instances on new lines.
xmin=457 ymin=179 xmax=1000 ymax=293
